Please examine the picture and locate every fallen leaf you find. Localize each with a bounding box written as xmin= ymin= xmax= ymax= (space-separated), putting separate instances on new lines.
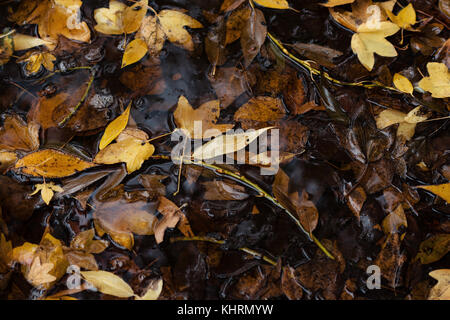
xmin=375 ymin=107 xmax=428 ymax=140
xmin=136 ymin=15 xmax=166 ymax=57
xmin=0 ymin=233 xmax=12 ymax=266
xmin=122 ymin=39 xmax=148 ymax=68
xmin=13 ymin=33 xmax=52 ymax=51
xmin=0 ymin=151 xmax=17 ymax=173
xmin=415 ymin=234 xmax=450 ymax=265
xmin=154 ymin=197 xmax=182 ymax=244
xmin=15 ymin=149 xmax=95 ymax=178
xmin=138 ymin=174 xmax=168 ymax=197
xmin=192 ymin=127 xmax=272 ymax=160
xmin=157 ymin=10 xmax=203 ymax=51
xmin=70 ymin=229 xmax=109 ymax=254
xmin=345 ymin=186 xmax=366 ymax=220
xmin=99 ymin=102 xmax=131 ymax=150
xmin=428 ymin=269 xmax=450 ymax=300
xmin=27 ymin=257 xmax=57 ymax=287
xmin=416 ymin=183 xmax=450 ymax=203
xmin=221 ymin=0 xmax=246 ymax=12
xmin=30 ymin=182 xmax=64 ymax=205
xmin=174 ymin=96 xmax=233 ymax=139
xmin=94 ymin=0 xmax=147 ymax=35
xmin=386 ymin=3 xmax=416 ymax=30
xmin=351 ymin=21 xmax=399 ymax=71
xmin=95 ymin=128 xmax=155 ymax=173
xmin=81 ymin=270 xmax=135 ymax=298
xmin=234 ymin=96 xmax=286 ymax=129
xmin=382 ymin=204 xmax=407 ymax=235
xmin=393 ymin=73 xmax=413 ymax=94
xmin=321 ymin=0 xmax=355 ymax=7
xmin=202 ymin=180 xmax=249 ymax=200
xmin=253 ymin=0 xmax=290 ymax=10
xmin=281 ymin=266 xmax=303 ymax=300
xmin=225 ymin=6 xmax=251 ymax=45
xmin=136 ymin=278 xmax=163 ymax=300
xmin=0 ymin=31 xmax=13 ymax=66
xmin=240 ymin=7 xmax=267 ymax=66
xmin=418 ymin=62 xmax=450 ymax=98
xmin=0 ymin=114 xmax=39 ymax=152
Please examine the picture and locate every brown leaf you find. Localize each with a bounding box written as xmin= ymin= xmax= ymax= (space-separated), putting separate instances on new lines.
xmin=234 ymin=96 xmax=285 ymax=129
xmin=202 ymin=180 xmax=249 ymax=201
xmin=345 ymin=186 xmax=366 ymax=220
xmin=154 ymin=197 xmax=182 ymax=244
xmin=226 ymin=6 xmax=251 ymax=45
xmin=281 ymin=266 xmax=303 ymax=300
xmin=220 ymin=0 xmax=246 ymax=12
xmin=209 ymin=67 xmax=252 ymax=108
xmin=375 ymin=233 xmax=406 ymax=288
xmin=0 ymin=115 xmax=39 ymax=152
xmin=240 ymin=8 xmax=267 ymax=67
xmin=138 ymin=174 xmax=168 ymax=198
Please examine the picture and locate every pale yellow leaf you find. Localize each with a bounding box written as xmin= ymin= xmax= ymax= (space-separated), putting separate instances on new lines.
xmin=253 ymin=0 xmax=290 ymax=9
xmin=418 ymin=62 xmax=450 ymax=98
xmin=122 ymin=38 xmax=147 ymax=68
xmin=30 ymin=182 xmax=64 ymax=205
xmin=99 ymin=102 xmax=131 ymax=150
xmin=404 ymin=106 xmax=428 ymax=124
xmin=428 ymin=269 xmax=450 ymax=300
xmin=81 ymin=270 xmax=134 ymax=298
xmin=27 ymin=257 xmax=56 ymax=287
xmin=123 ymin=0 xmax=148 ymax=34
xmin=417 ymin=183 xmax=450 ymax=203
xmin=13 ymin=33 xmax=52 ymax=51
xmin=393 ymin=73 xmax=413 ymax=94
xmin=192 ymin=127 xmax=272 ymax=160
xmin=94 ymin=0 xmax=127 ymax=35
xmin=158 ymin=10 xmax=203 ymax=51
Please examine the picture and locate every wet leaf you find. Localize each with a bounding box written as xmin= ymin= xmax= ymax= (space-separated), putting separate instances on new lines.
xmin=416 ymin=183 xmax=450 ymax=203
xmin=234 ymin=96 xmax=285 ymax=129
xmin=136 ymin=15 xmax=166 ymax=57
xmin=415 ymin=234 xmax=450 ymax=265
xmin=240 ymin=7 xmax=267 ymax=67
xmin=15 ymin=149 xmax=95 ymax=178
xmin=382 ymin=205 xmax=407 ymax=235
xmin=122 ymin=38 xmax=148 ymax=68
xmin=393 ymin=73 xmax=413 ymax=94
xmin=99 ymin=102 xmax=131 ymax=150
xmin=30 ymin=182 xmax=64 ymax=205
xmin=386 ymin=3 xmax=416 ymax=30
xmin=253 ymin=0 xmax=290 ymax=10
xmin=81 ymin=270 xmax=135 ymax=298
xmin=375 ymin=107 xmax=428 ymax=141
xmin=27 ymin=257 xmax=56 ymax=287
xmin=95 ymin=128 xmax=155 ymax=173
xmin=351 ymin=21 xmax=399 ymax=71
xmin=202 ymin=180 xmax=249 ymax=200
xmin=221 ymin=0 xmax=246 ymax=12
xmin=158 ymin=10 xmax=203 ymax=51
xmin=281 ymin=266 xmax=303 ymax=300
xmin=226 ymin=6 xmax=251 ymax=45
xmin=192 ymin=127 xmax=271 ymax=160
xmin=418 ymin=62 xmax=450 ymax=98
xmin=174 ymin=96 xmax=233 ymax=139
xmin=321 ymin=0 xmax=355 ymax=7
xmin=154 ymin=197 xmax=182 ymax=244
xmin=136 ymin=278 xmax=163 ymax=300
xmin=428 ymin=270 xmax=450 ymax=300
xmin=0 ymin=115 xmax=39 ymax=152
xmin=13 ymin=33 xmax=52 ymax=51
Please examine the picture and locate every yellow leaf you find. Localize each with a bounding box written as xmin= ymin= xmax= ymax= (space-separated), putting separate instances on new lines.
xmin=0 ymin=233 xmax=12 ymax=265
xmin=136 ymin=15 xmax=166 ymax=56
xmin=99 ymin=103 xmax=131 ymax=150
xmin=393 ymin=73 xmax=413 ymax=94
xmin=386 ymin=3 xmax=416 ymax=30
xmin=11 ymin=242 xmax=39 ymax=265
xmin=81 ymin=270 xmax=135 ymax=298
xmin=174 ymin=96 xmax=233 ymax=139
xmin=15 ymin=149 xmax=96 ymax=178
xmin=95 ymin=128 xmax=155 ymax=173
xmin=403 ymin=106 xmax=428 ymax=124
xmin=157 ymin=10 xmax=203 ymax=51
xmin=136 ymin=278 xmax=163 ymax=300
xmin=320 ymin=0 xmax=355 ymax=7
xmin=122 ymin=38 xmax=148 ymax=68
xmin=94 ymin=0 xmax=147 ymax=35
xmin=13 ymin=33 xmax=52 ymax=51
xmin=428 ymin=269 xmax=450 ymax=300
xmin=417 ymin=183 xmax=450 ymax=203
xmin=0 ymin=31 xmax=13 ymax=66
xmin=376 ymin=107 xmax=428 ymax=141
xmin=418 ymin=62 xmax=450 ymax=98
xmin=351 ymin=21 xmax=399 ymax=71
xmin=253 ymin=0 xmax=290 ymax=9
xmin=382 ymin=205 xmax=407 ymax=235
xmin=19 ymin=52 xmax=56 ymax=75
xmin=0 ymin=151 xmax=17 ymax=173
xmin=30 ymin=182 xmax=64 ymax=205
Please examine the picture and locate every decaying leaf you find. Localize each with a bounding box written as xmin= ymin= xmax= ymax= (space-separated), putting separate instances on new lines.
xmin=382 ymin=204 xmax=407 ymax=235
xmin=99 ymin=103 xmax=131 ymax=150
xmin=428 ymin=269 xmax=450 ymax=300
xmin=154 ymin=197 xmax=182 ymax=244
xmin=30 ymin=182 xmax=64 ymax=205
xmin=418 ymin=62 xmax=450 ymax=98
xmin=202 ymin=180 xmax=249 ymax=200
xmin=18 ymin=52 xmax=56 ymax=75
xmin=0 ymin=115 xmax=39 ymax=152
xmin=416 ymin=183 xmax=450 ymax=203
xmin=174 ymin=95 xmax=233 ymax=139
xmin=234 ymin=96 xmax=286 ymax=129
xmin=81 ymin=270 xmax=135 ymax=298
xmin=415 ymin=234 xmax=450 ymax=265
xmin=15 ymin=149 xmax=95 ymax=178
xmin=136 ymin=15 xmax=166 ymax=57
xmin=136 ymin=278 xmax=163 ymax=300
xmin=95 ymin=128 xmax=155 ymax=173
xmin=240 ymin=7 xmax=267 ymax=67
